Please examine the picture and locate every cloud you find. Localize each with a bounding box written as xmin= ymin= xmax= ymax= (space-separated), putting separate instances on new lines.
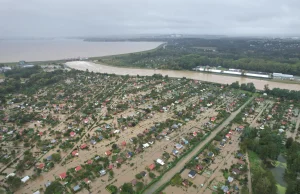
xmin=0 ymin=0 xmax=299 ymax=37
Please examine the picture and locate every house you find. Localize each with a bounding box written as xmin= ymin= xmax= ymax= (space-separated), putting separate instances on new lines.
xmin=108 ymin=164 xmax=114 ymax=170
xmin=188 ymin=170 xmax=197 ymax=178
xmin=141 ymin=142 xmax=150 ymax=149
xmin=208 ymin=152 xmax=215 ymax=157
xmin=236 ymin=153 xmax=244 ymax=159
xmin=46 ymin=155 xmax=52 ymax=161
xmin=73 ymin=185 xmax=81 ymax=192
xmin=86 ymin=160 xmax=93 ymax=165
xmin=140 ymin=171 xmax=147 ymax=177
xmin=196 ymin=164 xmax=204 ymax=171
xmin=105 ymin=150 xmax=112 ymax=156
xmin=228 ymin=176 xmax=234 ymax=183
xmin=182 ymin=179 xmax=189 ymax=187
xmin=80 ymin=143 xmax=88 ymax=149
xmin=99 ymin=169 xmax=106 ymax=176
xmin=44 ymin=181 xmax=51 ymax=188
xmin=121 ymin=141 xmax=126 ymax=146
xmin=131 ymin=179 xmax=137 ymax=186
xmin=33 ymin=191 xmax=40 ymax=194
xmin=225 ymin=134 xmax=231 ymax=139
xmin=210 ymin=117 xmax=216 ymax=122
xmin=75 ymin=166 xmax=82 ymax=172
xmin=236 ymin=125 xmax=244 ymax=131
xmin=221 ymin=185 xmax=229 ymax=193
xmin=156 ymin=158 xmax=165 ymax=166
xmin=116 ymin=158 xmax=124 ymax=164
xmin=232 ymin=168 xmax=241 ymax=175
xmin=237 ymin=160 xmax=245 ymax=165
xmin=84 ymin=178 xmax=91 ymax=184
xmin=70 ymin=131 xmax=76 ymax=137
xmin=36 ymin=163 xmax=45 ymax=170
xmin=126 ymin=152 xmax=133 ymax=158
xmin=172 ymin=149 xmax=179 ymax=156
xmin=175 ymin=143 xmax=183 ymax=150
xmin=149 ymin=163 xmax=156 ymax=170
xmin=72 ymin=150 xmax=79 ymax=157
xmin=21 ymin=176 xmax=30 ymax=183
xmin=90 ymin=139 xmax=97 ymax=145
xmin=59 ymin=172 xmax=67 ymax=180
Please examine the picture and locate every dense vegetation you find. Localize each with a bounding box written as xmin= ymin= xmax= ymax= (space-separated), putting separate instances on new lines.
xmin=240 ymin=127 xmax=282 ymax=194
xmin=285 ymin=139 xmax=300 ymax=194
xmin=97 ymin=38 xmax=300 ymax=75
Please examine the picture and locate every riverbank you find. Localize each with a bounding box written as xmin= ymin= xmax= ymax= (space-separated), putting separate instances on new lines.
xmin=65 ymin=61 xmax=300 ymax=91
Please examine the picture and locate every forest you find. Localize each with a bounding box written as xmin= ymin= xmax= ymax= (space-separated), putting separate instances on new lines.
xmin=98 ymin=38 xmax=300 ymax=75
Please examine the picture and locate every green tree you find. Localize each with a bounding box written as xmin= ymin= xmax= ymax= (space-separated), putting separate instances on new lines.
xmin=45 ymin=181 xmax=64 ymax=194
xmin=52 ymin=153 xmax=61 ymax=163
xmin=6 ymin=176 xmax=22 ymax=191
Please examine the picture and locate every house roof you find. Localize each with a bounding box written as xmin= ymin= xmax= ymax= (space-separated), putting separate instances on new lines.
xmin=149 ymin=163 xmax=156 ymax=170
xmin=59 ymin=172 xmax=67 ymax=179
xmin=72 ymin=150 xmax=79 ymax=156
xmin=86 ymin=160 xmax=93 ymax=164
xmin=36 ymin=163 xmax=45 ymax=169
xmin=105 ymin=150 xmax=112 ymax=156
xmin=73 ymin=185 xmax=80 ymax=191
xmin=75 ymin=166 xmax=82 ymax=171
xmin=80 ymin=143 xmax=87 ymax=149
xmin=189 ymin=170 xmax=196 ymax=176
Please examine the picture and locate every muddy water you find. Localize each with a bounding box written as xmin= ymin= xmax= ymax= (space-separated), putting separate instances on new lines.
xmin=0 ymin=39 xmax=162 ymax=62
xmin=66 ymin=61 xmax=300 ymax=91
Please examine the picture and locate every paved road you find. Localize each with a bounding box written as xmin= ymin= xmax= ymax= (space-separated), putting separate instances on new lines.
xmin=143 ymin=96 xmax=254 ymax=194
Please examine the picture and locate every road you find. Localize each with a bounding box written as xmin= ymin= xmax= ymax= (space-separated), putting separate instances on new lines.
xmin=143 ymin=96 xmax=254 ymax=194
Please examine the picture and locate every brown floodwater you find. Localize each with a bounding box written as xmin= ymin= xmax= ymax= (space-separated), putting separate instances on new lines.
xmin=0 ymin=39 xmax=162 ymax=63
xmin=66 ymin=61 xmax=300 ymax=91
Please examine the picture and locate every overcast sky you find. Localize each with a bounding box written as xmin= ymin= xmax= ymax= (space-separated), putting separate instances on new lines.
xmin=0 ymin=0 xmax=299 ymax=38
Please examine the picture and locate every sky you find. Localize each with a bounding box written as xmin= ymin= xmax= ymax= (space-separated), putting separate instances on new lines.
xmin=0 ymin=0 xmax=299 ymax=38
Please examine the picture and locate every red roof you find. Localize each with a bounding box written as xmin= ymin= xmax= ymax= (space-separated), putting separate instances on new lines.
xmin=75 ymin=166 xmax=82 ymax=171
xmin=149 ymin=163 xmax=156 ymax=170
xmin=121 ymin=141 xmax=126 ymax=146
xmin=80 ymin=144 xmax=88 ymax=149
xmin=59 ymin=172 xmax=67 ymax=179
xmin=84 ymin=178 xmax=90 ymax=184
xmin=72 ymin=150 xmax=79 ymax=156
xmin=70 ymin=131 xmax=76 ymax=137
xmin=105 ymin=150 xmax=112 ymax=156
xmin=37 ymin=163 xmax=45 ymax=169
xmin=86 ymin=160 xmax=93 ymax=165
xmin=210 ymin=117 xmax=216 ymax=122
xmin=38 ymin=132 xmax=43 ymax=136
xmin=108 ymin=164 xmax=114 ymax=169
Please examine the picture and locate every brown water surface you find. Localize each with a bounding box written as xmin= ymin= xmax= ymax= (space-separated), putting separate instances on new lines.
xmin=66 ymin=61 xmax=300 ymax=91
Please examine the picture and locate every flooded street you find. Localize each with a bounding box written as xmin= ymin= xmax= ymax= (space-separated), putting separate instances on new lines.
xmin=66 ymin=61 xmax=300 ymax=91
xmin=0 ymin=39 xmax=162 ymax=62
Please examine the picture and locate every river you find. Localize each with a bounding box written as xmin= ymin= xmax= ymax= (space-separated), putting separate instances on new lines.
xmin=66 ymin=61 xmax=300 ymax=91
xmin=0 ymin=39 xmax=162 ymax=63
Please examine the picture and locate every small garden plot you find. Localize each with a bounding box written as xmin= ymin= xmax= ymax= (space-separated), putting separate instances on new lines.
xmin=209 ymin=178 xmax=223 ymax=191
xmin=202 ymin=169 xmax=214 ymax=178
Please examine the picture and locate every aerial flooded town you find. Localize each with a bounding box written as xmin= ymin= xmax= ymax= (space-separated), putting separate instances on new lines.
xmin=1 ymin=61 xmax=300 ymax=194
xmin=1 ymin=1 xmax=300 ymax=194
